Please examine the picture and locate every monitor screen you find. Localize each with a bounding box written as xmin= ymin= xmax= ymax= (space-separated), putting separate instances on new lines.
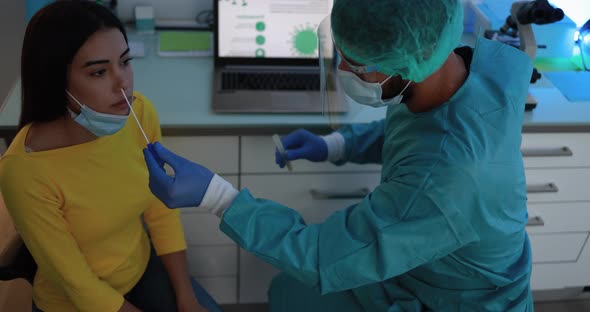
xmin=217 ymin=0 xmax=333 ymax=59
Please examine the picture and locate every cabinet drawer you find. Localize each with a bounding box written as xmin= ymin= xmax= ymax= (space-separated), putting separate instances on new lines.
xmin=525 ymin=168 xmax=590 ymax=203
xmin=522 ymin=133 xmax=590 ymax=168
xmin=193 ymin=276 xmax=237 ymax=304
xmin=240 ymin=173 xmax=381 ymax=223
xmin=241 ymin=136 xmax=381 ymax=174
xmin=181 ymin=212 xmax=234 ymax=245
xmin=527 ymin=202 xmax=590 ymax=234
xmin=162 ymin=136 xmax=239 ymax=174
xmin=531 ymin=240 xmax=590 ymax=290
xmin=187 ymin=245 xmax=237 ymax=277
xmin=529 ymin=233 xmax=588 ymax=263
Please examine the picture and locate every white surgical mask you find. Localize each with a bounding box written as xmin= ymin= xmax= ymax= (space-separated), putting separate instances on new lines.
xmin=338 ymin=69 xmax=411 ymax=108
xmin=65 ymin=90 xmax=129 ymax=137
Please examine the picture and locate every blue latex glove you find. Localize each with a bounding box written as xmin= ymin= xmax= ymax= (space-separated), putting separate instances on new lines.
xmin=275 ymin=129 xmax=328 ymax=168
xmin=143 ymin=142 xmax=214 ymax=208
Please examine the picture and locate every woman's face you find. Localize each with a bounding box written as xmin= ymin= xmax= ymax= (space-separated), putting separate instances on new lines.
xmin=66 ymin=28 xmax=133 ymax=116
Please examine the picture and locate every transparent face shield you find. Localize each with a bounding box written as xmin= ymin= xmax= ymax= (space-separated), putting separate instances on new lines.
xmin=318 ymin=16 xmax=388 ymax=129
xmin=318 ymin=16 xmax=344 ymax=128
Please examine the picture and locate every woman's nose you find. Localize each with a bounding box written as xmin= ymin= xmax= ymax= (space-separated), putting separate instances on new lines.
xmin=114 ymin=70 xmax=132 ymax=92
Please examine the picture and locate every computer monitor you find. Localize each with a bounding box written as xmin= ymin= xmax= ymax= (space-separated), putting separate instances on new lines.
xmin=216 ymin=0 xmax=333 ymax=61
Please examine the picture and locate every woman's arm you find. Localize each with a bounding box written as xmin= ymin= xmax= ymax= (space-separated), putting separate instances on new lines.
xmin=160 ymin=250 xmax=193 ymax=297
xmin=0 ymin=160 xmax=128 ymax=312
xmin=161 ymin=250 xmax=206 ymax=311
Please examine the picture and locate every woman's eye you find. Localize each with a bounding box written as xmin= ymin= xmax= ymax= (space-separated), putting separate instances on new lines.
xmin=123 ymin=58 xmax=133 ymax=65
xmin=91 ymin=69 xmax=106 ymax=77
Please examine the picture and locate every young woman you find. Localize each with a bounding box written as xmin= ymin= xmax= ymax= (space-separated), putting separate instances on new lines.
xmin=0 ymin=1 xmax=220 ymax=311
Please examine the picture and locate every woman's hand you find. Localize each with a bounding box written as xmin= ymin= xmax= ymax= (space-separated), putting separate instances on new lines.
xmin=177 ymin=292 xmax=208 ymax=312
xmin=117 ymin=300 xmax=142 ymax=312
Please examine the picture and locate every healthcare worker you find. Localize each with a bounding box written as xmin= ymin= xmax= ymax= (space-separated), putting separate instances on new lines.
xmin=143 ymin=0 xmax=534 ymax=310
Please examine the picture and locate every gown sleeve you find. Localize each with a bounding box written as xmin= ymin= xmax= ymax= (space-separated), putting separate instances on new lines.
xmin=334 ymin=119 xmax=386 ymax=165
xmin=220 ymin=162 xmax=480 ymax=294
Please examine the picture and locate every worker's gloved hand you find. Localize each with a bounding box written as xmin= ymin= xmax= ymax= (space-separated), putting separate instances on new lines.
xmin=275 ymin=129 xmax=328 ymax=168
xmin=143 ymin=142 xmax=214 ymax=209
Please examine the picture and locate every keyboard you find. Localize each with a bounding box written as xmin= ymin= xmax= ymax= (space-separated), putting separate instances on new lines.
xmin=221 ymin=72 xmax=320 ymax=91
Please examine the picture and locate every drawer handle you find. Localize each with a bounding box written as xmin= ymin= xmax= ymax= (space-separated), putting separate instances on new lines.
xmin=526 ymin=183 xmax=558 ymax=193
xmin=526 ymin=216 xmax=545 ymax=227
xmin=521 ymin=147 xmax=573 ymax=157
xmin=310 ymin=188 xmax=369 ymax=200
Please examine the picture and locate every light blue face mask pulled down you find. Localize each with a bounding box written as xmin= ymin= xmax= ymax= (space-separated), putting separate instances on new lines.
xmin=337 ymin=69 xmax=412 ymax=108
xmin=65 ymin=90 xmax=129 ymax=137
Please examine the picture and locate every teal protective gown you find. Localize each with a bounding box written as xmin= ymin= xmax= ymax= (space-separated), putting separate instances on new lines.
xmin=220 ymin=37 xmax=534 ymax=311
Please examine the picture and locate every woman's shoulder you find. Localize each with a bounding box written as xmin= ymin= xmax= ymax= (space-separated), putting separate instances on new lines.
xmin=0 ymin=148 xmax=43 ymax=188
xmin=132 ymin=91 xmax=156 ymax=114
xmin=132 ymin=91 xmax=161 ymax=132
xmin=1 ymin=124 xmax=31 ymax=158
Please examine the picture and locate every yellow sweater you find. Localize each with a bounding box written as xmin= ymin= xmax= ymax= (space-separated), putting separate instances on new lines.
xmin=0 ymin=93 xmax=186 ymax=312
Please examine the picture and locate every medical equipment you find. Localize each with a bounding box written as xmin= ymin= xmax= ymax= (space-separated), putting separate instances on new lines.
xmin=469 ymin=0 xmax=576 ymax=58
xmin=330 ymin=0 xmax=463 ymax=82
xmin=496 ymin=0 xmax=564 ymax=110
xmin=318 ymin=0 xmax=463 ymax=124
xmin=578 ymin=19 xmax=590 ymax=71
xmin=121 ymin=89 xmax=149 ymax=144
xmin=144 ymin=142 xmax=215 ymax=209
xmin=272 ymin=134 xmax=292 ymax=171
xmin=66 ymin=90 xmax=129 ymax=137
xmin=134 ymin=6 xmax=155 ymax=35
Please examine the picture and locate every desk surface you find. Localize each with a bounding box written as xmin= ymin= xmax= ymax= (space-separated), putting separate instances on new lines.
xmin=2 ymin=33 xmax=590 ymax=134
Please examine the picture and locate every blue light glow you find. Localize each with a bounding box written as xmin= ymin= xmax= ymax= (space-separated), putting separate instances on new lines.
xmin=549 ymin=0 xmax=590 ymax=27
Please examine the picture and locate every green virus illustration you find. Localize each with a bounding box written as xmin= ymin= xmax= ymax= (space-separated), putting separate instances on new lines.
xmin=289 ymin=24 xmax=318 ymax=56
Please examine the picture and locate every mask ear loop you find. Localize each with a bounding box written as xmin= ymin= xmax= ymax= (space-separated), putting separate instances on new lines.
xmin=65 ymin=90 xmax=95 ymax=126
xmin=65 ymin=90 xmax=84 ymax=109
xmin=398 ymin=80 xmax=412 ymax=95
xmin=379 ymin=75 xmax=394 ymax=86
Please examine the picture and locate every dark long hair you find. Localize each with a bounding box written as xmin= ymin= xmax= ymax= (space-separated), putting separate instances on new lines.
xmin=19 ymin=0 xmax=127 ymax=130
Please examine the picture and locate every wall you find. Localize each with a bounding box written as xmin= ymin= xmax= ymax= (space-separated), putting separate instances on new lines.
xmin=116 ymin=0 xmax=213 ymax=25
xmin=0 ymin=0 xmax=25 ymax=107
xmin=117 ymin=0 xmax=476 ymax=29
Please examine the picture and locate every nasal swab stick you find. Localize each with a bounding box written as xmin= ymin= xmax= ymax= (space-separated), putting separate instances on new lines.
xmin=121 ymin=89 xmax=149 ymax=144
xmin=272 ymin=134 xmax=293 ymax=171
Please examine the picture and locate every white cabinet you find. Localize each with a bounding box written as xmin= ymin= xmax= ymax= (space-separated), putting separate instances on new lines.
xmin=522 ymin=133 xmax=590 ymax=292
xmin=165 ymin=136 xmax=240 ymax=304
xmin=162 ymin=136 xmax=239 ymax=174
xmin=521 ymin=133 xmax=590 ymax=168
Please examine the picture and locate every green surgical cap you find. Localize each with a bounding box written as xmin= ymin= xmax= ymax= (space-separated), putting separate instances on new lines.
xmin=331 ymin=0 xmax=464 ymax=82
